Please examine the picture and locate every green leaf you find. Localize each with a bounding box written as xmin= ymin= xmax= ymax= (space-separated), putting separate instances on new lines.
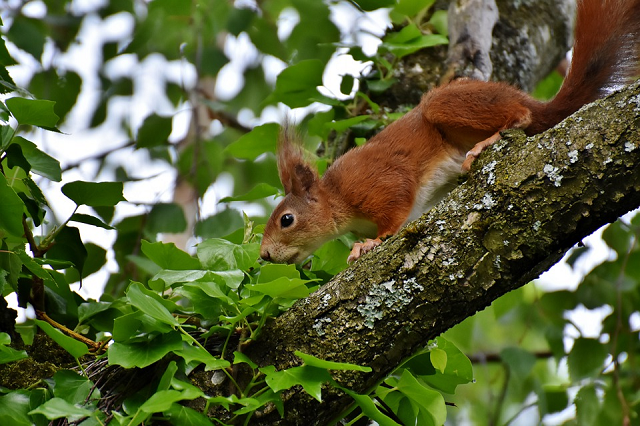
xmin=196 ymin=209 xmax=244 ymax=239
xmin=258 ymin=263 xmax=300 ymax=282
xmin=325 ymin=115 xmax=371 ymax=133
xmin=12 ymin=137 xmax=61 ymax=181
xmin=150 ymin=269 xmax=207 ymax=287
xmin=341 ymin=388 xmax=400 ymax=426
xmin=69 ymin=213 xmax=114 ymax=230
xmin=6 ymin=142 xmax=32 ymax=172
xmin=175 ymin=285 xmax=223 ymax=319
xmin=413 ymin=337 xmax=473 ymax=394
xmin=430 ymin=348 xmax=447 ymax=374
xmin=61 ymin=181 xmax=126 ymax=206
xmin=196 ymin=279 xmax=241 ymax=304
xmin=0 ymin=391 xmax=32 ymax=426
xmin=45 ymin=225 xmax=87 ymax=275
xmin=340 ymin=74 xmax=355 ymax=96
xmin=532 ymin=70 xmax=564 ymax=101
xmin=219 ymin=182 xmax=280 ymax=202
xmin=392 ymin=0 xmax=435 ymax=18
xmin=246 ymin=277 xmax=312 ymax=299
xmin=225 ymin=123 xmax=279 ymax=160
xmin=395 ymin=370 xmax=446 ymax=426
xmin=311 ymin=240 xmax=350 ymax=275
xmin=145 ymin=203 xmax=187 ymax=234
xmin=428 ymin=9 xmax=448 ymax=36
xmin=353 ymin=0 xmax=396 ymax=11
xmin=295 ymin=351 xmax=372 ymax=372
xmin=0 ymin=333 xmax=27 ymax=364
xmin=196 ymin=238 xmax=260 ymax=271
xmin=6 ymin=15 xmax=47 ymax=59
xmin=166 ymin=403 xmax=214 ymax=426
xmin=126 ymin=282 xmax=179 ymax=327
xmin=141 ymin=240 xmax=201 ymax=270
xmin=602 ymin=220 xmax=633 ymax=256
xmin=366 ymin=77 xmax=398 ymax=93
xmin=50 ymin=370 xmax=97 ymax=405
xmin=500 ymin=347 xmax=536 ymax=380
xmin=5 ymin=97 xmax=59 ymax=129
xmin=108 ymin=331 xmax=182 ymax=368
xmin=28 ymin=397 xmax=93 ymax=421
xmin=82 ymin=243 xmax=108 ymax=279
xmin=78 ymin=300 xmax=112 ymax=323
xmin=539 ymin=385 xmax=568 ymax=415
xmin=248 ymin=17 xmax=287 ymax=60
xmin=34 ymin=319 xmax=89 ymax=359
xmin=0 ymin=173 xmax=25 ymax=236
xmin=138 ymin=389 xmax=200 ymax=414
xmin=381 ymin=24 xmax=448 ymax=59
xmin=568 ymin=338 xmax=608 ymax=381
xmin=0 ymin=124 xmax=16 ymax=149
xmin=0 ymin=251 xmax=22 ymax=292
xmin=173 ymin=342 xmax=230 ymax=371
xmin=575 ymin=384 xmax=600 ymax=426
xmin=0 ymin=345 xmax=27 ymax=364
xmin=261 ymin=365 xmax=330 ymax=402
xmin=233 ymin=351 xmax=258 ymax=369
xmin=264 ymin=60 xmax=325 ymax=108
xmin=136 ymin=113 xmax=172 ymax=148
xmin=29 ymin=69 xmax=82 ymax=122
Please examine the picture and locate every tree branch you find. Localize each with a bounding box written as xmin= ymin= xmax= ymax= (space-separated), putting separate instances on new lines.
xmin=241 ymin=82 xmax=640 ymax=425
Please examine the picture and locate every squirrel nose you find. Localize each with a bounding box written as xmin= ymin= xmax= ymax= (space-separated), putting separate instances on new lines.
xmin=261 ymin=249 xmax=271 ymax=261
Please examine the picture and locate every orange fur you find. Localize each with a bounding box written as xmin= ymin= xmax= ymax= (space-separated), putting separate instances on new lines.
xmin=261 ymin=0 xmax=640 ymax=264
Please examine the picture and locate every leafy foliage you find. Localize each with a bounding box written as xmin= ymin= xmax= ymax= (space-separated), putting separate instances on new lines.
xmin=0 ymin=0 xmax=638 ymax=425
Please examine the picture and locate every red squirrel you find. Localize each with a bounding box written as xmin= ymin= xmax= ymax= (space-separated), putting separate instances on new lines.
xmin=260 ymin=0 xmax=640 ymax=264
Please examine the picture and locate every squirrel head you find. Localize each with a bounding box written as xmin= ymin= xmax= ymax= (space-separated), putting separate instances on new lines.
xmin=260 ymin=130 xmax=336 ymax=264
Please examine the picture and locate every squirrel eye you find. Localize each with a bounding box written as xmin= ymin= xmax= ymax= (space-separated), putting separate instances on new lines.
xmin=280 ymin=213 xmax=294 ymax=228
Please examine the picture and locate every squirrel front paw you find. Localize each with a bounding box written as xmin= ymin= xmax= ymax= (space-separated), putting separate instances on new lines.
xmin=347 ymin=238 xmax=383 ymax=263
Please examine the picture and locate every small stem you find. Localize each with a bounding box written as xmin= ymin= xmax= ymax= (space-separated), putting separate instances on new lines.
xmin=374 ymin=396 xmax=405 ymax=425
xmin=611 ymin=228 xmax=636 ymax=426
xmin=489 ymin=364 xmax=510 ymax=426
xmin=177 ymin=324 xmax=208 ymax=352
xmin=36 ymin=310 xmax=101 ymax=352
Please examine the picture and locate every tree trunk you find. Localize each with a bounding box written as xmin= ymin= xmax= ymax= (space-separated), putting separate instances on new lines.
xmin=244 ymin=82 xmax=640 ymax=425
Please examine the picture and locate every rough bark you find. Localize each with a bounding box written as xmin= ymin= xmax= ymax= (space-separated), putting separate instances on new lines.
xmin=243 ymin=83 xmax=640 ymax=425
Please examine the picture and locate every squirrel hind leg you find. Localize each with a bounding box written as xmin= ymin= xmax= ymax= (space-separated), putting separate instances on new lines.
xmin=461 ymin=109 xmax=533 ymax=171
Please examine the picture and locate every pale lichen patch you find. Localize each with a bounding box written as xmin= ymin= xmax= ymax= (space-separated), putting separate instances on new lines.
xmin=313 ymin=317 xmax=332 ymax=336
xmin=356 ymin=278 xmax=424 ymax=329
xmin=473 ymin=193 xmax=497 ymax=210
xmin=543 ymin=164 xmax=563 ymax=187
xmin=482 ymin=160 xmax=498 ymax=185
xmin=320 ymin=294 xmax=332 ymax=309
xmin=568 ymin=150 xmax=578 ymax=163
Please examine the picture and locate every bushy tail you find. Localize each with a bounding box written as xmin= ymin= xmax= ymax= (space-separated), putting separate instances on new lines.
xmin=529 ymin=0 xmax=640 ymax=134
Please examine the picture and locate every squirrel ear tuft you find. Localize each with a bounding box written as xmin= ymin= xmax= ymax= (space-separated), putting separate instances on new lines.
xmin=277 ymin=123 xmax=319 ymax=196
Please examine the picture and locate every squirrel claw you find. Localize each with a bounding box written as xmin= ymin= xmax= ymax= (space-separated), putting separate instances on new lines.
xmin=461 ymin=132 xmax=503 ymax=172
xmin=347 ymin=238 xmax=383 ymax=263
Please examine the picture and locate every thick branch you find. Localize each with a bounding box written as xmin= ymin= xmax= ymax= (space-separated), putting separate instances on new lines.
xmin=244 ymin=83 xmax=640 ymax=425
